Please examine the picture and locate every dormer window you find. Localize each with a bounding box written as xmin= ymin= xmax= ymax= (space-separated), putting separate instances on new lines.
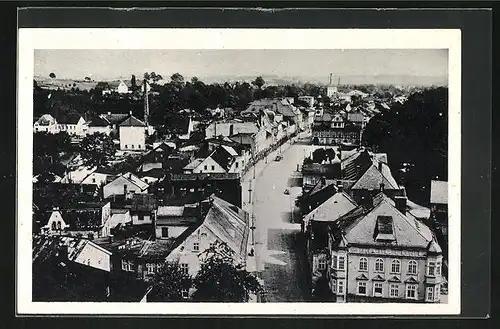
xmin=375 ymin=216 xmax=395 ymax=242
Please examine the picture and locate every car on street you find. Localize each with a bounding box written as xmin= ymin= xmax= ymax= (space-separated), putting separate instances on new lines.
xmin=284 ymin=188 xmax=289 ymax=195
xmin=274 ymin=155 xmax=283 ymax=161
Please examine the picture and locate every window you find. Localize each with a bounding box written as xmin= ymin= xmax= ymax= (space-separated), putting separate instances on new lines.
xmin=375 ymin=258 xmax=384 ymax=272
xmin=436 ymin=261 xmax=442 ymax=276
xmin=235 ymin=162 xmax=239 ymax=168
xmin=317 ymin=258 xmax=327 ymax=271
xmin=391 ymin=259 xmax=401 ymax=274
xmin=204 ymin=165 xmax=207 ymax=170
xmin=338 ymin=256 xmax=345 ymax=270
xmin=138 ymin=145 xmax=141 ymax=149
xmin=92 ymin=178 xmax=96 ymax=183
xmin=373 ymin=282 xmax=383 ymax=297
xmin=193 ymin=242 xmax=200 ymax=252
xmin=181 ymin=289 xmax=189 ymax=299
xmin=406 ymin=284 xmax=417 ymax=299
xmin=125 ymin=145 xmax=128 ymax=149
xmin=146 ymin=263 xmax=155 ymax=275
xmin=357 ymin=282 xmax=367 ymax=295
xmin=426 ymin=286 xmax=434 ymax=301
xmin=161 ymin=227 xmax=169 ymax=238
xmin=408 ymin=260 xmax=418 ymax=275
xmin=57 ymin=221 xmax=62 ymax=230
xmin=331 ymin=279 xmax=337 ymax=293
xmin=180 ymin=263 xmax=189 ymax=275
xmin=122 ymin=259 xmax=131 ymax=271
xmin=51 ymin=222 xmax=56 ymax=230
xmin=435 ymin=285 xmax=441 ymax=301
xmin=390 ymin=284 xmax=399 ymax=298
xmin=337 ymin=280 xmax=344 ymax=294
xmin=211 ymin=165 xmax=215 ymax=170
xmin=427 ymin=261 xmax=436 ymax=276
xmin=359 ymin=257 xmax=368 ymax=271
xmin=106 ymin=286 xmax=111 ymax=297
xmin=332 ymin=255 xmax=337 ymax=269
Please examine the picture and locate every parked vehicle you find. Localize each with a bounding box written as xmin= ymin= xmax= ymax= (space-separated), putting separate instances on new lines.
xmin=284 ymin=188 xmax=290 ymax=195
xmin=274 ymin=155 xmax=283 ymax=161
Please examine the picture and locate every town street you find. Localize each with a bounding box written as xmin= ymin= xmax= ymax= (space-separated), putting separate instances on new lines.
xmin=242 ymin=134 xmax=311 ymax=302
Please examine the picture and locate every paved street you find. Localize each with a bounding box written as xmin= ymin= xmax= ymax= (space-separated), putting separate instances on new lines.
xmin=242 ymin=134 xmax=312 ymax=302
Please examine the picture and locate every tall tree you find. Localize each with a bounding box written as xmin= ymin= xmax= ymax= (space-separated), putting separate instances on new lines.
xmin=131 ymin=74 xmax=137 ymax=91
xmin=252 ymin=76 xmax=265 ymax=90
xmin=171 ymin=73 xmax=185 ymax=88
xmin=49 ymin=72 xmax=56 ymax=79
xmin=149 ymin=261 xmax=192 ymax=302
xmin=192 ymin=243 xmax=262 ymax=302
xmin=79 ymin=132 xmax=117 ymax=168
xmin=312 ymin=148 xmax=327 ymax=164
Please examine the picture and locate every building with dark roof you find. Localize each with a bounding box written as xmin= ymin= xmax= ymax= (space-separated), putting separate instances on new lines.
xmin=87 ymin=115 xmax=112 ymax=135
xmin=326 ymin=192 xmax=444 ymax=303
xmin=56 ymin=112 xmax=87 ymax=137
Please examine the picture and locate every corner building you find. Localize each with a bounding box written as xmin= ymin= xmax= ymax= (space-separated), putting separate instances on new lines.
xmin=327 ymin=192 xmax=444 ymax=303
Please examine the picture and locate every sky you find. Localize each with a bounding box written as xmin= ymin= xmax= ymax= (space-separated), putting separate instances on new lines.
xmin=34 ymin=49 xmax=448 ymax=84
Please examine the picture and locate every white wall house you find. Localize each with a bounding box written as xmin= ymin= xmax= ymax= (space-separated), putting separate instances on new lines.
xmin=40 ymin=210 xmax=70 ymax=234
xmin=87 ymin=115 xmax=112 ymax=135
xmin=33 ymin=114 xmax=58 ymax=134
xmin=72 ymin=239 xmax=113 ymax=272
xmin=119 ymin=115 xmax=147 ymax=151
xmin=103 ymin=173 xmax=149 ymax=199
xmin=117 ymin=81 xmax=129 ymax=94
xmin=57 ymin=114 xmax=87 ymax=137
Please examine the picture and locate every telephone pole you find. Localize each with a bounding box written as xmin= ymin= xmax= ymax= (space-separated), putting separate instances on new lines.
xmin=248 ymin=179 xmax=253 ymax=204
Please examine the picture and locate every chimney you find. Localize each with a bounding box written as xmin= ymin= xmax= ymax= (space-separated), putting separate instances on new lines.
xmin=143 ymin=79 xmax=149 ymax=125
xmin=394 ymin=196 xmax=407 ymax=214
xmin=337 ymin=183 xmax=343 ymax=192
xmin=129 ymin=111 xmax=133 ymax=116
xmin=107 ymin=111 xmax=111 ymax=116
xmin=109 ymin=234 xmax=114 ymax=243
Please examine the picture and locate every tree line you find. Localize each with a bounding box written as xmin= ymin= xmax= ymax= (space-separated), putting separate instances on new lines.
xmin=362 ymin=86 xmax=448 ymax=206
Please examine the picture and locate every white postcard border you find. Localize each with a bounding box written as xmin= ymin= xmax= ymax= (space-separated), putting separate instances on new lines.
xmin=17 ymin=28 xmax=461 ymax=315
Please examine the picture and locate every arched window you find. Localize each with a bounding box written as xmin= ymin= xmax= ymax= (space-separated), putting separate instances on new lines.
xmin=375 ymin=258 xmax=384 ymax=272
xmin=391 ymin=259 xmax=401 ymax=274
xmin=408 ymin=260 xmax=418 ymax=275
xmin=359 ymin=257 xmax=368 ymax=271
xmin=51 ymin=222 xmax=56 ymax=230
xmin=57 ymin=221 xmax=61 ymax=230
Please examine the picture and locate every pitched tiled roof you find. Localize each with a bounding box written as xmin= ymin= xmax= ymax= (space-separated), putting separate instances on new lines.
xmin=62 ymin=208 xmax=104 ymax=231
xmin=88 ymin=115 xmax=111 ymax=127
xmin=103 ymin=113 xmax=129 ymax=125
xmin=33 ymin=235 xmax=110 ymax=265
xmin=184 ymin=158 xmax=204 ymax=170
xmin=303 ymin=191 xmax=357 ymax=223
xmin=350 ymin=162 xmax=399 ymax=191
xmin=136 ymin=168 xmax=165 ymax=179
xmin=430 ymin=180 xmax=448 ymax=205
xmin=36 ymin=114 xmax=56 ymax=126
xmin=119 ymin=115 xmax=146 ymax=127
xmin=210 ymin=146 xmax=235 ymax=172
xmin=335 ymin=193 xmax=435 ymax=249
xmin=203 ymin=195 xmax=250 ymax=261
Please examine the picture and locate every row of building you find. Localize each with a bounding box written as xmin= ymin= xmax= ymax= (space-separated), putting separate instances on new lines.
xmin=297 ymin=147 xmax=448 ymax=303
xmin=33 ymin=194 xmax=252 ymax=302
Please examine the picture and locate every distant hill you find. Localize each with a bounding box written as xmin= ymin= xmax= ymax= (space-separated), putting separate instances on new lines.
xmin=34 ymin=74 xmax=447 ymax=89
